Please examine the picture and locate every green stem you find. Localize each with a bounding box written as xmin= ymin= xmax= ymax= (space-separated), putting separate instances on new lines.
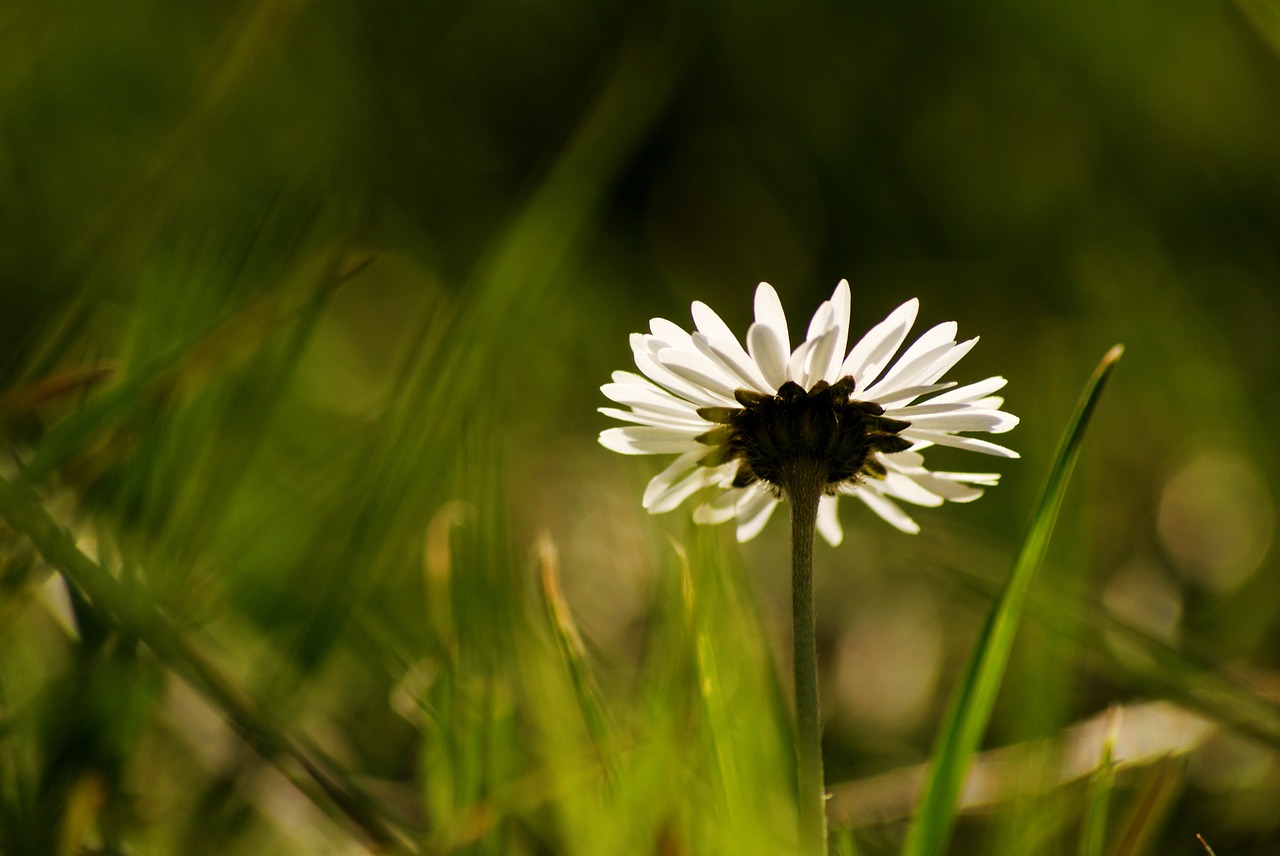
xmin=783 ymin=459 xmax=827 ymax=856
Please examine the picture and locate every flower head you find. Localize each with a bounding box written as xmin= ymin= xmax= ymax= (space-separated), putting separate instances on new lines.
xmin=599 ymin=281 xmax=1019 ymax=544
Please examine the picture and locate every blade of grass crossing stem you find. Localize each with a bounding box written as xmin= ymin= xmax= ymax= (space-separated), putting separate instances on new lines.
xmin=1078 ymin=706 xmax=1120 ymax=856
xmin=903 ymin=345 xmax=1124 ymax=856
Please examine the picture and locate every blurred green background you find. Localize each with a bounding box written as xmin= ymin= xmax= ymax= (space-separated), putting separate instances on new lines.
xmin=3 ymin=0 xmax=1280 ymax=853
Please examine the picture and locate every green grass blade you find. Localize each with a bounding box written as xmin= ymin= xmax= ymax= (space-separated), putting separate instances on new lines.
xmin=914 ymin=533 xmax=1280 ymax=753
xmin=903 ymin=344 xmax=1125 ymax=856
xmin=0 ymin=473 xmax=416 ymax=853
xmin=536 ymin=532 xmax=617 ymax=788
xmin=1106 ymin=757 xmax=1185 ymax=856
xmin=1079 ymin=706 xmax=1120 ymax=856
xmin=832 ymin=826 xmax=861 ymax=856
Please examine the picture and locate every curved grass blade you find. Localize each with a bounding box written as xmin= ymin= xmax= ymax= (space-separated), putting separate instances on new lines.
xmin=903 ymin=344 xmax=1124 ymax=856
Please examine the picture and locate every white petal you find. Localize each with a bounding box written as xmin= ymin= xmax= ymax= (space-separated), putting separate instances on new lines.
xmin=864 ymin=332 xmax=970 ymax=398
xmin=609 ymin=369 xmax=724 ymax=414
xmin=821 ymin=280 xmax=852 ymax=383
xmin=735 ymin=490 xmax=779 ymax=541
xmin=959 ymin=472 xmax=1001 ymax=484
xmin=885 ymin=401 xmax=975 ymax=417
xmin=898 ymin=321 xmax=959 ymax=363
xmin=694 ymin=487 xmax=747 ymax=524
xmin=863 ymin=345 xmax=953 ymax=399
xmin=899 ymin=429 xmax=1020 ymax=458
xmin=601 ymin=382 xmax=703 ymax=420
xmin=805 ymin=300 xmax=835 ymax=342
xmin=877 ymin=472 xmax=946 ymax=507
xmin=689 ymin=300 xmax=774 ymax=391
xmin=611 ymin=369 xmax=682 ymax=390
xmin=692 ymin=333 xmax=773 ymax=394
xmin=911 ymin=337 xmax=980 ymax=388
xmin=855 ymin=488 xmax=921 ymax=534
xmin=895 ymin=470 xmax=988 ymax=503
xmin=787 ymin=326 xmax=835 ymax=387
xmin=597 ymin=406 xmax=707 ymax=430
xmin=872 ymin=382 xmax=958 ymax=408
xmin=881 ymin=449 xmax=926 ymax=469
xmin=753 ymin=282 xmax=791 ymax=352
xmin=599 ymin=426 xmax=702 ymax=456
xmin=899 ymin=409 xmax=1020 ymax=434
xmin=642 ymin=449 xmax=700 ymax=501
xmin=747 ymin=321 xmax=790 ymax=389
xmin=925 ymin=376 xmax=1008 ymax=405
xmin=926 ymin=470 xmax=1002 ymax=486
xmin=656 ymin=348 xmax=740 ymax=400
xmin=649 ymin=317 xmax=694 ymax=349
xmin=816 ymin=495 xmax=844 ymax=546
xmin=691 ymin=301 xmax=742 ymax=349
xmin=882 ymin=461 xmax=1000 ymax=501
xmin=841 ymin=298 xmax=919 ymax=388
xmin=803 ymin=311 xmax=840 ymax=389
xmin=633 ymin=346 xmax=736 ymax=407
xmin=643 ymin=451 xmax=718 ymax=513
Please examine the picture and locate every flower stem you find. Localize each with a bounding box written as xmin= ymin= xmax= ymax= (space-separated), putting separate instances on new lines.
xmin=783 ymin=459 xmax=828 ymax=856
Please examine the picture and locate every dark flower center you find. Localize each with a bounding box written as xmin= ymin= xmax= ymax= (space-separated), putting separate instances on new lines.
xmin=696 ymin=377 xmax=912 ymax=494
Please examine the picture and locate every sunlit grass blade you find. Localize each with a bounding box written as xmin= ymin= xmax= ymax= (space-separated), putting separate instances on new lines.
xmin=662 ymin=532 xmax=797 ymax=855
xmin=1079 ymin=706 xmax=1120 ymax=856
xmin=1106 ymin=756 xmax=1185 ymax=856
xmin=536 ymin=532 xmax=617 ymax=788
xmin=671 ymin=541 xmax=745 ymax=826
xmin=903 ymin=344 xmax=1125 ymax=856
xmin=832 ymin=826 xmax=861 ymax=856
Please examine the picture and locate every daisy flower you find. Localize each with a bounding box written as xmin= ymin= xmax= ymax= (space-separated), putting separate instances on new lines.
xmin=598 ymin=280 xmax=1019 ymax=544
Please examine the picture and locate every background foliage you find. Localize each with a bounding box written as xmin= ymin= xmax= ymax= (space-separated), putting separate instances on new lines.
xmin=3 ymin=1 xmax=1280 ymax=853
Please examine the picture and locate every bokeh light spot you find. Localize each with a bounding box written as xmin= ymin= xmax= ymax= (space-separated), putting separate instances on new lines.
xmin=833 ymin=587 xmax=941 ymax=733
xmin=1157 ymin=452 xmax=1274 ymax=592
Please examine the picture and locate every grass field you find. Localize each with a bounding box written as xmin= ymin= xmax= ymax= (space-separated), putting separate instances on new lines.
xmin=4 ymin=2 xmax=1280 ymax=854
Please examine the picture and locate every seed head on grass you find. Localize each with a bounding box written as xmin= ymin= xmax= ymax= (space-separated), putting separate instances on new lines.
xmin=599 ymin=280 xmax=1020 ymax=541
